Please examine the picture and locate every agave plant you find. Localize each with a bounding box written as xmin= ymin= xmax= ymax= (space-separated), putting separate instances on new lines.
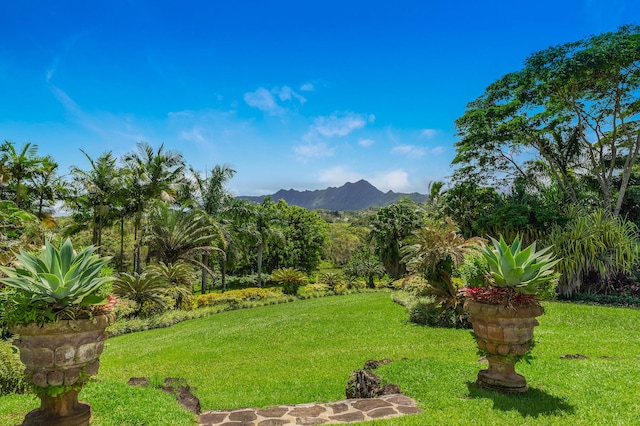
xmin=0 ymin=239 xmax=113 ymax=312
xmin=480 ymin=235 xmax=559 ymax=295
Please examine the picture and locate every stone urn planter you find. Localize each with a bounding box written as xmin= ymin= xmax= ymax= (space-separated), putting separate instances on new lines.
xmin=10 ymin=313 xmax=115 ymax=426
xmin=464 ymin=299 xmax=542 ymax=393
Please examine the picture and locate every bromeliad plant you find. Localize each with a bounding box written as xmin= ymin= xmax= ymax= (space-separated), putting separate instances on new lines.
xmin=0 ymin=238 xmax=115 ymax=326
xmin=466 ymin=235 xmax=559 ymax=306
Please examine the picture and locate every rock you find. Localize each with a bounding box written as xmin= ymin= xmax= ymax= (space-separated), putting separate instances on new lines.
xmin=346 ymin=359 xmax=400 ymax=399
xmin=162 ymin=377 xmax=201 ymax=414
xmin=363 ymin=359 xmax=392 ymax=370
xmin=127 ymin=377 xmax=149 ymax=386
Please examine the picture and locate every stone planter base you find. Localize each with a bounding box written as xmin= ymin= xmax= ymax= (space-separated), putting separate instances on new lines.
xmin=23 ymin=390 xmax=91 ymax=426
xmin=10 ymin=314 xmax=114 ymax=426
xmin=464 ymin=300 xmax=542 ymax=394
xmin=477 ymin=357 xmax=527 ymax=393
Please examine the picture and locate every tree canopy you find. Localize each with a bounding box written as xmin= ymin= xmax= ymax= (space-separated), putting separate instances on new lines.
xmin=454 ymin=25 xmax=640 ymax=215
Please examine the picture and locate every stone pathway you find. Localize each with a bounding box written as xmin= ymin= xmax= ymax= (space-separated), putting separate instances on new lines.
xmin=199 ymin=394 xmax=421 ymax=425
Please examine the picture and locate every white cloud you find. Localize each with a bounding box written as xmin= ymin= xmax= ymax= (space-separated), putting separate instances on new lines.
xmin=300 ymin=83 xmax=314 ymax=91
xmin=358 ymin=138 xmax=375 ymax=147
xmin=370 ymin=170 xmax=411 ymax=192
xmin=294 ymin=142 xmax=334 ymax=162
xmin=368 ymin=114 xmax=376 ymax=123
xmin=431 ymin=146 xmax=444 ymax=154
xmin=278 ymin=86 xmax=306 ymax=104
xmin=179 ymin=127 xmax=207 ymax=144
xmin=317 ymin=167 xmax=412 ymax=193
xmin=244 ymin=85 xmax=306 ymax=115
xmin=421 ymin=128 xmax=437 ymax=138
xmin=312 ymin=112 xmax=367 ymax=137
xmin=318 ymin=166 xmax=364 ymax=187
xmin=244 ymin=88 xmax=285 ymax=115
xmin=391 ymin=144 xmax=427 ymax=157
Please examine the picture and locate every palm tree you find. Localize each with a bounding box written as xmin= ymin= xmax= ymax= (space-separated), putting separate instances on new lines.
xmin=241 ymin=198 xmax=284 ymax=287
xmin=189 ymin=164 xmax=236 ymax=291
xmin=0 ymin=141 xmax=44 ymax=209
xmin=124 ymin=142 xmax=185 ymax=272
xmin=31 ymin=156 xmax=63 ymax=222
xmin=145 ymin=202 xmax=224 ymax=293
xmin=69 ymin=150 xmax=120 ymax=253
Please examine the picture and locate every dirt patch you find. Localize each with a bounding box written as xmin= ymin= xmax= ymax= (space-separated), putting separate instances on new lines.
xmin=128 ymin=376 xmax=201 ymax=414
xmin=560 ymin=354 xmax=588 ymax=360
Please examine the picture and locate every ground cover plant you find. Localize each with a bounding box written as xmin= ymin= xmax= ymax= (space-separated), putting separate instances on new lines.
xmin=2 ymin=292 xmax=640 ymax=425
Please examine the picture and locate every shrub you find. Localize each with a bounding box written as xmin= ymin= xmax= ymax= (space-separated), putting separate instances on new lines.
xmin=112 ymin=272 xmax=171 ymax=317
xmin=408 ymin=297 xmax=470 ymax=329
xmin=110 ymin=297 xmax=138 ymax=319
xmin=146 ymin=262 xmax=196 ymax=310
xmin=457 ymin=252 xmax=488 ymax=287
xmin=401 ymin=275 xmax=431 ymax=297
xmin=550 ymin=209 xmax=639 ymax=297
xmin=0 ymin=339 xmax=27 ymax=395
xmin=317 ymin=271 xmax=344 ymax=290
xmin=194 ymin=288 xmax=283 ymax=308
xmin=224 ymin=274 xmax=272 ymax=289
xmin=271 ymin=268 xmax=309 ymax=295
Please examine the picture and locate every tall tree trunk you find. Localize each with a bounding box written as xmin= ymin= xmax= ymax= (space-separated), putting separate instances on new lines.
xmin=201 ymin=252 xmax=209 ymax=294
xmin=614 ymin=133 xmax=640 ymax=216
xmin=14 ymin=177 xmax=21 ymax=208
xmin=119 ymin=215 xmax=125 ymax=273
xmin=221 ymin=260 xmax=227 ymax=293
xmin=257 ymin=242 xmax=264 ymax=288
xmin=133 ymin=211 xmax=141 ymax=274
xmin=97 ymin=209 xmax=103 ymax=254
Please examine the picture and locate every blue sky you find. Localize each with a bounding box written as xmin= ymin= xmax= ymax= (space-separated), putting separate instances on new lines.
xmin=1 ymin=1 xmax=638 ymax=196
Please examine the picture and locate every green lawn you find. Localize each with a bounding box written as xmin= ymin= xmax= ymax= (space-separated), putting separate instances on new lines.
xmin=2 ymin=293 xmax=640 ymax=425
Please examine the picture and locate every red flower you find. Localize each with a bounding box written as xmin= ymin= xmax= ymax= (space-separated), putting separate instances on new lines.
xmin=465 ymin=287 xmax=538 ymax=306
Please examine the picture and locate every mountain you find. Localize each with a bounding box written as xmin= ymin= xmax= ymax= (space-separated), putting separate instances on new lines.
xmin=239 ymin=180 xmax=428 ymax=210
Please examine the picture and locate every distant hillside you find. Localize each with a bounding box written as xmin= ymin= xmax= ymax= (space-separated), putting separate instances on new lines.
xmin=239 ymin=180 xmax=428 ymax=210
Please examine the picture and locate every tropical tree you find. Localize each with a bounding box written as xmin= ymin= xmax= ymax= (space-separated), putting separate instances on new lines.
xmin=69 ymin=150 xmax=120 ymax=252
xmin=30 ymin=156 xmax=64 ymax=222
xmin=188 ymin=163 xmax=236 ymax=291
xmin=145 ymin=202 xmax=224 ymax=293
xmin=124 ymin=142 xmax=185 ymax=272
xmin=344 ymin=245 xmax=385 ymax=288
xmin=368 ymin=199 xmax=424 ymax=279
xmin=239 ymin=198 xmax=284 ymax=287
xmin=0 ymin=141 xmax=44 ymax=209
xmin=0 ymin=201 xmax=40 ymax=265
xmin=189 ymin=163 xmax=236 ymax=215
xmin=325 ymin=223 xmax=368 ymax=266
xmin=439 ymin=182 xmax=501 ymax=238
xmin=454 ymin=25 xmax=640 ymax=215
xmin=267 ymin=200 xmax=328 ymax=274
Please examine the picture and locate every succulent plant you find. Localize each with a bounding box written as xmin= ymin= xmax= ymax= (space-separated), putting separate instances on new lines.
xmin=0 ymin=238 xmax=113 ymax=311
xmin=480 ymin=236 xmax=559 ymax=295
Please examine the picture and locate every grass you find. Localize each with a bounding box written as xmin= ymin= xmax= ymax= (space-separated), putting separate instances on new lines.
xmin=2 ymin=293 xmax=640 ymax=425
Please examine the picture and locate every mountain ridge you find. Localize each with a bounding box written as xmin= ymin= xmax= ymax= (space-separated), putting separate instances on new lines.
xmin=238 ymin=179 xmax=428 ymax=210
